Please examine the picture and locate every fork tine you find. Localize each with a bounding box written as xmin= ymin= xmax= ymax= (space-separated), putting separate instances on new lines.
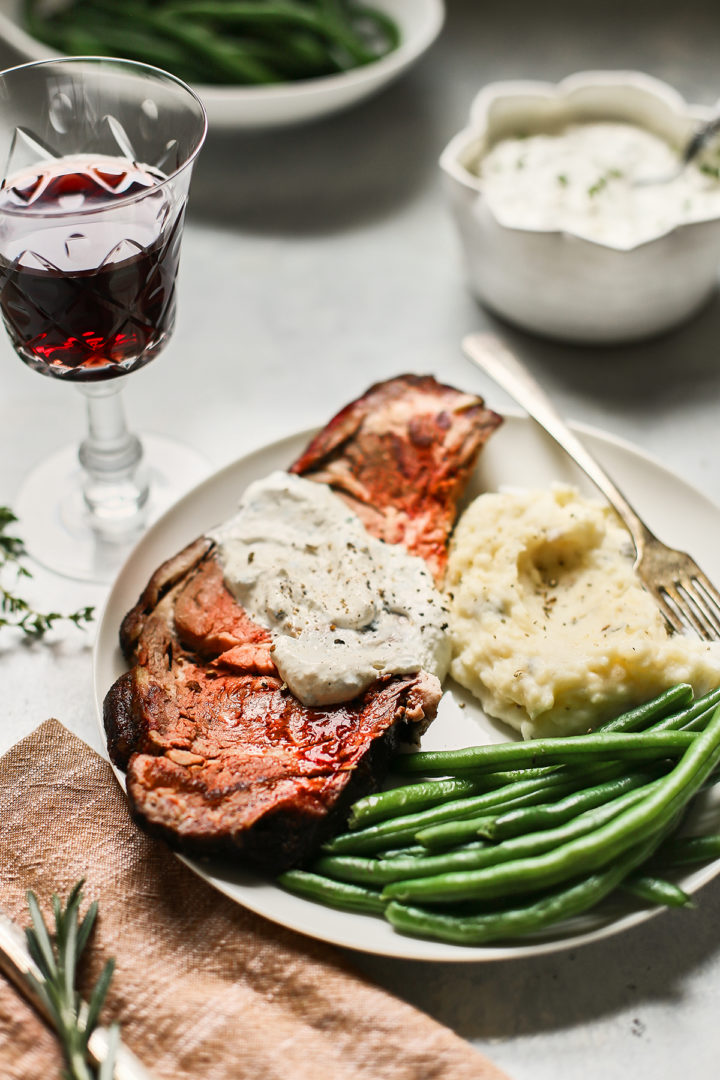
xmin=658 ymin=582 xmax=707 ymax=639
xmin=692 ymin=567 xmax=720 ymax=611
xmin=684 ymin=576 xmax=720 ymax=640
xmin=647 ymin=583 xmax=687 ymax=636
xmin=674 ymin=581 xmax=720 ymax=641
xmin=639 ymin=554 xmax=720 ymax=641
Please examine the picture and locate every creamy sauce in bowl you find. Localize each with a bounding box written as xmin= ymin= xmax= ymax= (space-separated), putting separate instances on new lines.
xmin=476 ymin=121 xmax=720 ymax=248
xmin=210 ymin=471 xmax=450 ymax=707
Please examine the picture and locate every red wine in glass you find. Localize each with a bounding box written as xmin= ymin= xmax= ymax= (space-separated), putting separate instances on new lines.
xmin=0 ymin=56 xmax=207 ymax=583
xmin=0 ymin=154 xmax=182 ymax=382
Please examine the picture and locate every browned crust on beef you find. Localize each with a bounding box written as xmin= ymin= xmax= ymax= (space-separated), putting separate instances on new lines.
xmin=104 ymin=671 xmax=142 ymax=768
xmin=120 ymin=536 xmax=214 ymax=658
xmin=291 ymin=374 xmax=502 ymax=582
xmin=117 ymin=675 xmax=434 ymax=870
xmin=104 ymin=376 xmax=502 ymax=873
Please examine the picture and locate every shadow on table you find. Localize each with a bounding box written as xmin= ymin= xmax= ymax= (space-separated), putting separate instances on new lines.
xmin=473 ymin=290 xmax=720 ymax=422
xmin=0 ymin=630 xmax=94 ymax=666
xmin=349 ymin=873 xmax=720 ymax=1041
xmin=187 ymin=69 xmax=443 ymax=237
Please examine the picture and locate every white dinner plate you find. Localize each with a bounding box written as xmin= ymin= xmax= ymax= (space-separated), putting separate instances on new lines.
xmin=93 ymin=413 xmax=720 ymax=961
xmin=0 ymin=0 xmax=444 ymax=130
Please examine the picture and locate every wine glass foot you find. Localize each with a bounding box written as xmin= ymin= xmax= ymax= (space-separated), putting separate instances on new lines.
xmin=15 ymin=435 xmax=210 ymax=584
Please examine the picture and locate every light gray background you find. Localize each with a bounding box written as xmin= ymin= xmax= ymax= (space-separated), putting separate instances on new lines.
xmin=2 ymin=2 xmax=720 ymax=1076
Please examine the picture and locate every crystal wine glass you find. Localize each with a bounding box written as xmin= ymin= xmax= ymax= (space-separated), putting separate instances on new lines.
xmin=0 ymin=57 xmax=207 ymax=581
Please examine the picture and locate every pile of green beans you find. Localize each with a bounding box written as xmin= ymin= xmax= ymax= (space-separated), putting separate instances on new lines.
xmin=278 ymin=684 xmax=720 ymax=946
xmin=22 ymin=0 xmax=400 ymax=86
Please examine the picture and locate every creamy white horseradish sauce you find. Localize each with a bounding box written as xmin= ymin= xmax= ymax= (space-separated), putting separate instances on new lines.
xmin=476 ymin=121 xmax=720 ymax=248
xmin=210 ymin=472 xmax=450 ymax=708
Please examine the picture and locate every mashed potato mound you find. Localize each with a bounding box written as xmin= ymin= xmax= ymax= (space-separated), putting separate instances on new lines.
xmin=447 ymin=485 xmax=720 ymax=739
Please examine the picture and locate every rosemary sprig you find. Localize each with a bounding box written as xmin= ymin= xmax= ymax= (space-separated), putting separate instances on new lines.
xmin=0 ymin=507 xmax=94 ymax=638
xmin=25 ymin=880 xmax=119 ymax=1080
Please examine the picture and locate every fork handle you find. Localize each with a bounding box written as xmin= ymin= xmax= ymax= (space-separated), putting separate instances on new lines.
xmin=462 ymin=333 xmax=655 ymax=557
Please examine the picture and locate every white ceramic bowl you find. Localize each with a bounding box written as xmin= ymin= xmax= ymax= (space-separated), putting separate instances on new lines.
xmin=440 ymin=71 xmax=720 ymax=345
xmin=0 ymin=0 xmax=444 ymax=130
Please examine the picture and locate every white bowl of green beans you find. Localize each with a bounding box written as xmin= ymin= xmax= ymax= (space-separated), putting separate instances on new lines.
xmin=0 ymin=0 xmax=445 ymax=129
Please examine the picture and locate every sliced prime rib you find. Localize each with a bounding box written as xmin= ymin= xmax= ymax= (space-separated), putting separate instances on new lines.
xmin=104 ymin=375 xmax=502 ymax=872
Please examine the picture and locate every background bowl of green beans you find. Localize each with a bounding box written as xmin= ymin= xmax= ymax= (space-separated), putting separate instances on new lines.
xmin=0 ymin=0 xmax=445 ymax=128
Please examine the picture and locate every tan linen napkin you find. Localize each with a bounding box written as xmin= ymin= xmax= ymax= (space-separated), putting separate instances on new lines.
xmin=0 ymin=720 xmax=510 ymax=1080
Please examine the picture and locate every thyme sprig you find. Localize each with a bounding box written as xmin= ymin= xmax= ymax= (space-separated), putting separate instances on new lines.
xmin=0 ymin=507 xmax=94 ymax=638
xmin=25 ymin=881 xmax=119 ymax=1080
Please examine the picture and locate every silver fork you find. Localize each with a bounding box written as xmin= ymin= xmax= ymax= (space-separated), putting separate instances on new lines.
xmin=463 ymin=332 xmax=720 ymax=642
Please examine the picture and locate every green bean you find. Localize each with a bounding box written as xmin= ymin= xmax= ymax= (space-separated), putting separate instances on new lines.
xmin=414 ymin=815 xmax=498 ymax=852
xmin=381 ymin=845 xmax=430 ymax=859
xmin=348 ymin=778 xmax=489 ymax=829
xmin=313 ymin=850 xmax=483 ymax=887
xmin=483 ymin=769 xmax=660 ymax=842
xmin=596 ymin=683 xmax=694 ymax=733
xmin=384 ymin=831 xmax=664 ymax=945
xmin=383 ymin=706 xmax=720 ymax=905
xmin=679 ymin=705 xmax=720 ymax=733
xmin=277 ymin=869 xmax=385 ymax=915
xmin=164 ymin=0 xmax=376 ymax=65
xmin=621 ymin=873 xmax=692 ymax=908
xmin=651 ymin=686 xmax=720 ymax=732
xmin=417 ymin=781 xmax=656 ymax=858
xmin=347 ymin=768 xmax=558 ymax=829
xmin=46 ymin=17 xmax=211 ymax=81
xmin=266 ymin=32 xmax=345 ymax=75
xmin=324 ymin=772 xmax=589 ymax=855
xmin=317 ymin=783 xmax=658 ymax=886
xmin=23 ymin=0 xmax=399 ymax=86
xmin=385 ymin=842 xmax=485 ymax=859
xmin=651 ymin=832 xmax=720 ymax=866
xmin=393 ymin=731 xmax=696 ymax=778
xmin=349 ymin=760 xmax=639 ymax=834
xmin=168 ymin=26 xmax=345 ymax=78
xmin=116 ymin=5 xmax=284 ymax=83
xmin=313 ymin=848 xmax=489 ymax=887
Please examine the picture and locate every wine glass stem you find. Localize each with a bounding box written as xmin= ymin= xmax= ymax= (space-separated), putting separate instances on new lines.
xmin=77 ymin=380 xmax=149 ymax=534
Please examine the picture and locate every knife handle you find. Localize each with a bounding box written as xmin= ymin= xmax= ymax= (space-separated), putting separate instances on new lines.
xmin=0 ymin=910 xmax=152 ymax=1080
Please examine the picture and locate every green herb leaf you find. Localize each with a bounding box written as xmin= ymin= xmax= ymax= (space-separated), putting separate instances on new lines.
xmin=76 ymin=901 xmax=99 ymax=959
xmin=0 ymin=507 xmax=94 ymax=638
xmin=24 ymin=882 xmax=120 ymax=1080
xmin=85 ymin=959 xmax=115 ymax=1037
xmin=26 ymin=891 xmax=57 ymax=980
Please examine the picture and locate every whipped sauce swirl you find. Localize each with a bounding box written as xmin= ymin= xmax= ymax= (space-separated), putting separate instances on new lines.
xmin=210 ymin=472 xmax=450 ymax=707
xmin=476 ymin=121 xmax=720 ymax=248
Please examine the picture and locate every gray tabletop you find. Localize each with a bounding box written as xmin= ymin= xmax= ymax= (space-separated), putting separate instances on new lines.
xmin=3 ymin=2 xmax=720 ymax=1077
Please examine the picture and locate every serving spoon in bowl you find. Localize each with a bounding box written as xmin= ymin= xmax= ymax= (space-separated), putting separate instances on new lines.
xmin=633 ymin=114 xmax=720 ymax=185
xmin=463 ymin=332 xmax=720 ymax=641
